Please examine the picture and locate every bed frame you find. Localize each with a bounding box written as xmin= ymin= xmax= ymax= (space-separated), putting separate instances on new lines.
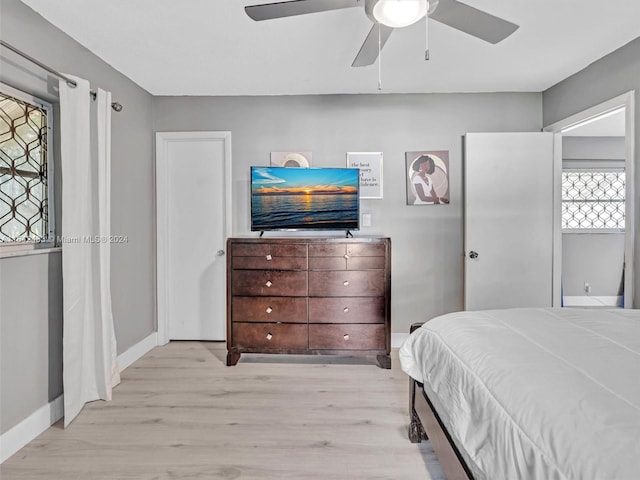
xmin=408 ymin=323 xmax=475 ymax=480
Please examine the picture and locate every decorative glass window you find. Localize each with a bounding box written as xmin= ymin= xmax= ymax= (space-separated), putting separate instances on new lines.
xmin=0 ymin=84 xmax=53 ymax=244
xmin=561 ymin=169 xmax=625 ymax=230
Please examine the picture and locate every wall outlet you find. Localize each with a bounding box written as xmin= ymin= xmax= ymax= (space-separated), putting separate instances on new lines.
xmin=362 ymin=213 xmax=372 ymax=227
xmin=584 ymin=282 xmax=591 ymax=294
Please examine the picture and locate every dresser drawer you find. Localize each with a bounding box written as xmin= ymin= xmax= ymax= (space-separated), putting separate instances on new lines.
xmin=308 ymin=297 xmax=385 ymax=324
xmin=308 ymin=243 xmax=385 ymax=258
xmin=232 ymin=243 xmax=307 ymax=257
xmin=232 ymin=255 xmax=307 ymax=270
xmin=308 ymin=271 xmax=385 ymax=297
xmin=308 ymin=256 xmax=386 ymax=271
xmin=233 ymin=323 xmax=308 ymax=350
xmin=232 ymin=296 xmax=307 ymax=323
xmin=232 ymin=270 xmax=308 ymax=296
xmin=309 ymin=324 xmax=385 ymax=350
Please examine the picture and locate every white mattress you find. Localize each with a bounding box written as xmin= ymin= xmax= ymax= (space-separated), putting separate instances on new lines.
xmin=399 ymin=308 xmax=640 ymax=480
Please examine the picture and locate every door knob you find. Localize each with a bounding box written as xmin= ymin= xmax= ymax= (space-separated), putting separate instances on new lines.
xmin=216 ymin=249 xmax=225 ymax=256
xmin=469 ymin=251 xmax=479 ymax=259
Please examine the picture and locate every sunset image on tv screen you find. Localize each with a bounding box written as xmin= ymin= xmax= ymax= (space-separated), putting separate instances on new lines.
xmin=251 ymin=167 xmax=359 ymax=231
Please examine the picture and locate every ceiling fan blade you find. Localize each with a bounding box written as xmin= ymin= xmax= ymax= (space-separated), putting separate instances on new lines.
xmin=352 ymin=23 xmax=394 ymax=67
xmin=430 ymin=0 xmax=518 ymax=44
xmin=245 ymin=0 xmax=361 ymax=21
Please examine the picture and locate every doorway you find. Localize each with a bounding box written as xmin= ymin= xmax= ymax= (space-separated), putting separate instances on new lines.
xmin=544 ymin=91 xmax=635 ymax=309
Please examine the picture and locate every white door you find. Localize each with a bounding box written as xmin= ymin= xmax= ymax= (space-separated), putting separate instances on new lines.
xmin=156 ymin=132 xmax=232 ymax=342
xmin=464 ymin=132 xmax=555 ymax=311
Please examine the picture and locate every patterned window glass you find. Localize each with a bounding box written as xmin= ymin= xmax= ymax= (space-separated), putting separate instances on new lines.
xmin=561 ymin=170 xmax=625 ymax=230
xmin=0 ymin=90 xmax=50 ymax=242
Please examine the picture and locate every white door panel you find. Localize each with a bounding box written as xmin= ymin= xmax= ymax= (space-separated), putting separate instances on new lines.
xmin=464 ymin=132 xmax=554 ymax=311
xmin=156 ymin=132 xmax=231 ymax=342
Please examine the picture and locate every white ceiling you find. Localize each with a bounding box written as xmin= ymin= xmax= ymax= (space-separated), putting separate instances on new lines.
xmin=19 ymin=0 xmax=640 ymax=96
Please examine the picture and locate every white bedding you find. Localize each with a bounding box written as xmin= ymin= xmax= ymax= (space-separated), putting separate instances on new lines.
xmin=399 ymin=308 xmax=640 ymax=480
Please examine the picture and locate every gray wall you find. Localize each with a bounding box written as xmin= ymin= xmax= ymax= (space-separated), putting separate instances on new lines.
xmin=562 ymin=233 xmax=625 ymax=297
xmin=0 ymin=253 xmax=63 ymax=432
xmin=563 ymin=136 xmax=626 ymax=160
xmin=543 ymin=36 xmax=640 ymax=307
xmin=0 ymin=0 xmax=155 ymax=434
xmin=154 ymin=93 xmax=542 ymax=336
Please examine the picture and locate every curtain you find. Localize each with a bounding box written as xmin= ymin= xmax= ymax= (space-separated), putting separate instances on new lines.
xmin=59 ymin=76 xmax=120 ymax=427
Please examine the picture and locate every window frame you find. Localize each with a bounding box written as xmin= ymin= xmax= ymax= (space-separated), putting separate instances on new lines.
xmin=0 ymin=82 xmax=56 ymax=256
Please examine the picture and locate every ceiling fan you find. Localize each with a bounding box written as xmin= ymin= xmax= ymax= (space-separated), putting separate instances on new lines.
xmin=245 ymin=0 xmax=519 ymax=67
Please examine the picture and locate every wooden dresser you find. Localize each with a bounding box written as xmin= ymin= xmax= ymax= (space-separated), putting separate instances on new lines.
xmin=226 ymin=237 xmax=391 ymax=368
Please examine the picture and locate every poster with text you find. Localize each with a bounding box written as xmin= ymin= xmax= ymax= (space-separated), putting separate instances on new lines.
xmin=347 ymin=152 xmax=383 ymax=199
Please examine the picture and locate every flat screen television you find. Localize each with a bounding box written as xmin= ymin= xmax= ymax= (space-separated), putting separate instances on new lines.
xmin=251 ymin=166 xmax=360 ymax=232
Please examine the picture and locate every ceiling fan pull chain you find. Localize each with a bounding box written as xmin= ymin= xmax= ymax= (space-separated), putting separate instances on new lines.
xmin=378 ymin=24 xmax=382 ymax=90
xmin=425 ymin=13 xmax=430 ymax=60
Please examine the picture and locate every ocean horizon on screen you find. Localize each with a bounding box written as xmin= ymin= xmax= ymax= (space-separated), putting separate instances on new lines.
xmin=252 ymin=193 xmax=358 ymax=229
xmin=251 ymin=166 xmax=359 ymax=230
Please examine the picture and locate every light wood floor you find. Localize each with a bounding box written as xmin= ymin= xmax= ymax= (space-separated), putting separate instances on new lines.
xmin=1 ymin=342 xmax=444 ymax=480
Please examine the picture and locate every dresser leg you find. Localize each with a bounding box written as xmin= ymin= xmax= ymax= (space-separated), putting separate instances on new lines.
xmin=376 ymin=353 xmax=391 ymax=369
xmin=226 ymin=351 xmax=241 ymax=366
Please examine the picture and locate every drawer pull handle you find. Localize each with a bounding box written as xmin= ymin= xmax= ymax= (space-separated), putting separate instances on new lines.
xmin=266 ymin=306 xmax=273 ymax=314
xmin=265 ymin=280 xmax=273 ymax=288
xmin=343 ymin=254 xmax=349 ymax=260
xmin=266 ymin=333 xmax=273 ymax=340
xmin=343 ymin=307 xmax=349 ymax=313
xmin=343 ymin=281 xmax=349 ymax=286
xmin=266 ymin=254 xmax=272 ymax=261
xmin=343 ymin=334 xmax=350 ymax=341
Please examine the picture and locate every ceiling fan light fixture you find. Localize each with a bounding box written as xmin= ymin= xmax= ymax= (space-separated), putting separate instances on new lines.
xmin=371 ymin=0 xmax=428 ymax=28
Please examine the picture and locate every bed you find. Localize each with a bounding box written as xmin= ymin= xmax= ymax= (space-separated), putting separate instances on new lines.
xmin=399 ymin=307 xmax=640 ymax=480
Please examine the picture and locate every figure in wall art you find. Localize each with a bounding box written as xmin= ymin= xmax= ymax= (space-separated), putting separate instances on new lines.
xmin=405 ymin=150 xmax=450 ymax=205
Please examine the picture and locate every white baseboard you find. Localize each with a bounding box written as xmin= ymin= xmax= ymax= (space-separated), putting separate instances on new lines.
xmin=392 ymin=332 xmax=409 ymax=348
xmin=0 ymin=395 xmax=64 ymax=464
xmin=1 ymin=331 xmax=158 ymax=464
xmin=563 ymin=295 xmax=623 ymax=307
xmin=117 ymin=332 xmax=158 ymax=372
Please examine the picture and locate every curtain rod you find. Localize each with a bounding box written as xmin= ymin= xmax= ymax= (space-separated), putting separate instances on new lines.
xmin=1 ymin=40 xmax=123 ymax=112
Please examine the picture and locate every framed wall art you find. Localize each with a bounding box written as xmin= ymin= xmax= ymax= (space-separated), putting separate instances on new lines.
xmin=270 ymin=151 xmax=312 ymax=168
xmin=405 ymin=150 xmax=450 ymax=205
xmin=347 ymin=151 xmax=383 ymax=199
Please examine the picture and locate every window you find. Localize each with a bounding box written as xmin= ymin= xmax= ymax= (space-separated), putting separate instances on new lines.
xmin=0 ymin=83 xmax=54 ymax=245
xmin=561 ymin=169 xmax=625 ymax=230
